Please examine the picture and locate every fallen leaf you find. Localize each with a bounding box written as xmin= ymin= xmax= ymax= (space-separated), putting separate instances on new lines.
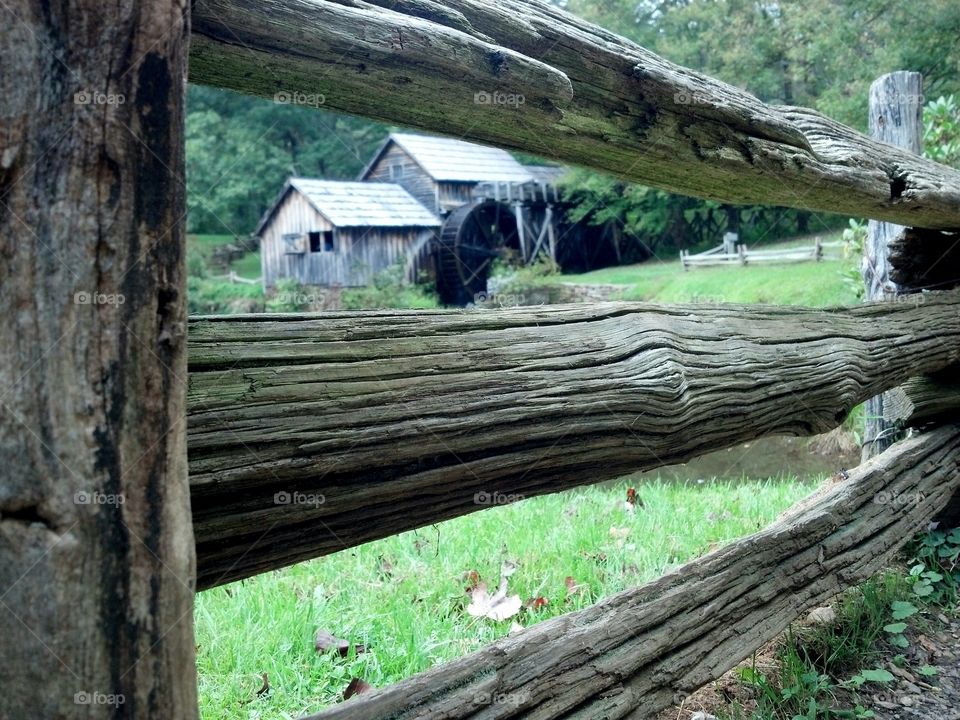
xmin=509 ymin=621 xmax=524 ymax=634
xmin=256 ymin=673 xmax=270 ymax=697
xmin=564 ymin=576 xmax=586 ymax=597
xmin=525 ymin=596 xmax=549 ymax=610
xmin=377 ymin=555 xmax=394 ymax=578
xmin=467 ymin=580 xmax=522 ymax=622
xmin=315 ymin=629 xmax=366 ymax=657
xmin=343 ymin=678 xmax=374 ymax=700
xmin=500 ymin=560 xmax=519 ymax=578
xmin=463 ymin=569 xmax=481 ymax=592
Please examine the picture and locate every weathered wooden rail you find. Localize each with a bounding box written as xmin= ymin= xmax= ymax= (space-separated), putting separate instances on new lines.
xmin=188 ymin=294 xmax=960 ymax=588
xmin=4 ymin=1 xmax=960 ymax=719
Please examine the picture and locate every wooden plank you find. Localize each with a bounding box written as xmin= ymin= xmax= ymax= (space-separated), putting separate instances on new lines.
xmin=0 ymin=2 xmax=197 ymax=717
xmin=189 ymin=0 xmax=960 ymax=228
xmin=862 ymin=72 xmax=925 ymax=461
xmin=187 ymin=293 xmax=960 ymax=589
xmin=303 ymin=424 xmax=960 ymax=720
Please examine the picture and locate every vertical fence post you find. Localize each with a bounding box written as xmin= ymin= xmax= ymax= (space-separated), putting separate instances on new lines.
xmin=861 ymin=71 xmax=924 ymax=461
xmin=0 ymin=3 xmax=198 ymax=717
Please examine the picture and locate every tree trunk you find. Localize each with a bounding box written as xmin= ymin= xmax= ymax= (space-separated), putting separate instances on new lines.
xmin=304 ymin=424 xmax=960 ymax=720
xmin=188 ymin=294 xmax=960 ymax=588
xmin=189 ymin=0 xmax=960 ymax=229
xmin=861 ymin=72 xmax=924 ymax=461
xmin=0 ymin=3 xmax=197 ymax=718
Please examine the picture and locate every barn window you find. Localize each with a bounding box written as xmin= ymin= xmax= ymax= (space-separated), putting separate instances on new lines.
xmin=309 ymin=230 xmax=335 ymax=252
xmin=282 ymin=233 xmax=305 ymax=254
xmin=390 ymin=162 xmax=404 ymax=180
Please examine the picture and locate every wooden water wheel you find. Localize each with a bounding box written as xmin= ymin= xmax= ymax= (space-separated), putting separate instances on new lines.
xmin=436 ymin=200 xmax=519 ymax=305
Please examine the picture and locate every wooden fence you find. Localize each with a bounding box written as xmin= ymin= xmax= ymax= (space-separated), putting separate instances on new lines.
xmin=3 ymin=2 xmax=960 ymax=719
xmin=681 ymin=238 xmax=845 ymax=269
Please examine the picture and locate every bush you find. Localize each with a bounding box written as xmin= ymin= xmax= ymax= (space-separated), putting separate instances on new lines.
xmin=924 ymin=95 xmax=960 ymax=168
xmin=340 ymin=264 xmax=439 ymax=310
xmin=187 ymin=277 xmax=264 ymax=315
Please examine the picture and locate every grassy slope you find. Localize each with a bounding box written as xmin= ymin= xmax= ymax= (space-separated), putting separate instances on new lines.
xmin=557 ymin=234 xmax=858 ymax=307
xmin=196 ymin=478 xmax=816 ymax=719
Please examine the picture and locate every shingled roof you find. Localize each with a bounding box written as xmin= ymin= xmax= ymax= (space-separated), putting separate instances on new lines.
xmin=360 ymin=132 xmax=536 ymax=183
xmin=255 ymin=179 xmax=441 ymax=236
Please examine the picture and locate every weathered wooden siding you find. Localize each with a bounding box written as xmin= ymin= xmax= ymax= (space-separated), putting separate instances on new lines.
xmin=260 ymin=189 xmax=332 ymax=288
xmin=438 ymin=181 xmax=476 ymax=211
xmin=260 ymin=189 xmax=435 ymax=287
xmin=365 ymin=142 xmax=440 ymax=214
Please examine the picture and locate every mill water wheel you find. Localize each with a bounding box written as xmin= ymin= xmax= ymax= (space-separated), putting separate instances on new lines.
xmin=436 ymin=200 xmax=519 ymax=305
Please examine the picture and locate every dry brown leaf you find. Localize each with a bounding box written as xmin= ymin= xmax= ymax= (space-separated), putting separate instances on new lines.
xmin=343 ymin=677 xmax=374 ymax=700
xmin=315 ymin=629 xmax=366 ymax=657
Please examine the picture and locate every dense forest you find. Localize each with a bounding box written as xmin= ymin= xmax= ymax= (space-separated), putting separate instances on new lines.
xmin=186 ymin=0 xmax=960 ymax=257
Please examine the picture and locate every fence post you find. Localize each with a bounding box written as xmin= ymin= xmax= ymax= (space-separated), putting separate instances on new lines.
xmin=815 ymin=237 xmax=823 ymax=261
xmin=738 ymin=244 xmax=748 ymax=265
xmin=680 ymin=249 xmax=688 ymax=271
xmin=862 ymin=71 xmax=924 ymax=461
xmin=0 ymin=3 xmax=198 ymax=717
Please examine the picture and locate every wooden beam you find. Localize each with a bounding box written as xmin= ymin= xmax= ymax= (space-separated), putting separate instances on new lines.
xmin=189 ymin=0 xmax=960 ymax=229
xmin=303 ymin=424 xmax=960 ymax=720
xmin=890 ymin=228 xmax=960 ymax=292
xmin=0 ymin=2 xmax=197 ymax=717
xmin=861 ymin=72 xmax=924 ymax=461
xmin=188 ymin=294 xmax=960 ymax=589
xmin=884 ymin=373 xmax=960 ymax=427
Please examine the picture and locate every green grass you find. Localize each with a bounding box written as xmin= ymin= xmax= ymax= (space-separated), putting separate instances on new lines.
xmin=555 ymin=234 xmax=858 ymax=307
xmin=230 ymin=250 xmax=262 ymax=278
xmin=196 ymin=477 xmax=818 ymax=719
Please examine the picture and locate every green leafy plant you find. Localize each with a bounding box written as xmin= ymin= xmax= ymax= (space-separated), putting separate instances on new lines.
xmin=905 ymin=527 xmax=960 ymax=604
xmin=839 ymin=219 xmax=867 ymax=300
xmin=923 ymin=95 xmax=960 ymax=168
xmin=340 ymin=263 xmax=438 ymax=310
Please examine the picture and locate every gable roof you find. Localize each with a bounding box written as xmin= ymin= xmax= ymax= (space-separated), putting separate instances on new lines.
xmin=255 ymin=179 xmax=440 ymax=236
xmin=360 ymin=132 xmax=536 ymax=184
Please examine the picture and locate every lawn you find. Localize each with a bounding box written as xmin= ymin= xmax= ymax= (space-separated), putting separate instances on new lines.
xmin=196 ymin=477 xmax=818 ymax=719
xmin=556 ymin=234 xmax=858 ymax=307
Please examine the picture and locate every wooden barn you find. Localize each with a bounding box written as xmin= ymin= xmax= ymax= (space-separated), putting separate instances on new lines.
xmin=255 ymin=178 xmax=441 ymax=288
xmin=359 ymin=132 xmax=544 ymax=215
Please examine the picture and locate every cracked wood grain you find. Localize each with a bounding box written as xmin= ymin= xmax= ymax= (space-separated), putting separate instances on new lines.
xmin=186 ymin=294 xmax=960 ymax=589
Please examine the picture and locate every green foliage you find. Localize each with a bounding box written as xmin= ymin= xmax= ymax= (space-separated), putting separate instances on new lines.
xmin=923 ymin=95 xmax=960 ymax=168
xmin=905 ymin=527 xmax=960 ymax=605
xmin=558 ymin=167 xmax=843 ymax=258
xmin=840 ymin=219 xmax=867 ymax=301
xmin=187 ymin=246 xmax=208 ymax=279
xmin=265 ymin=278 xmax=314 ymax=313
xmin=731 ymin=573 xmax=925 ymax=720
xmin=186 ymin=85 xmax=386 ymax=235
xmin=340 ymin=264 xmax=439 ymax=310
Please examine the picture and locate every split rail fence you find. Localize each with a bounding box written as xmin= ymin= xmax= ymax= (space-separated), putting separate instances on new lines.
xmin=681 ymin=238 xmax=845 ymax=269
xmin=3 ymin=2 xmax=960 ymax=719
